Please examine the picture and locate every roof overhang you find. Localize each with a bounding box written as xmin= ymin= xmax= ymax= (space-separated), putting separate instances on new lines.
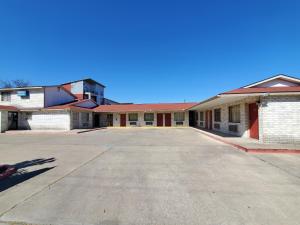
xmin=190 ymin=95 xmax=250 ymax=111
xmin=243 ymin=74 xmax=300 ymax=88
xmin=190 ymin=91 xmax=300 ymax=111
xmin=0 ymin=87 xmax=44 ymax=91
xmin=95 ymin=109 xmax=188 ymax=113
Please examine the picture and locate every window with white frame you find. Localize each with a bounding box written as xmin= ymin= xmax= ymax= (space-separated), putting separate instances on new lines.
xmin=229 ymin=105 xmax=240 ymax=123
xmin=73 ymin=112 xmax=79 ymax=121
xmin=1 ymin=92 xmax=11 ymax=101
xmin=214 ymin=108 xmax=221 ymax=122
xmin=174 ymin=112 xmax=185 ymax=122
xmin=144 ymin=113 xmax=154 ymax=121
xmin=81 ymin=113 xmax=90 ymax=123
xmin=195 ymin=112 xmax=199 ymax=121
xmin=199 ymin=111 xmax=204 ymax=121
xmin=128 ymin=113 xmax=138 ymax=121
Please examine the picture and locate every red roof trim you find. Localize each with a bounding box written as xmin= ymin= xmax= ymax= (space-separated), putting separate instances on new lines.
xmin=0 ymin=105 xmax=19 ymax=111
xmin=94 ymin=102 xmax=198 ymax=113
xmin=45 ymin=99 xmax=97 ymax=111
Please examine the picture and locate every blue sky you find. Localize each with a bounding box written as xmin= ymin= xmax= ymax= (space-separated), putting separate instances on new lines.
xmin=0 ymin=0 xmax=300 ymax=103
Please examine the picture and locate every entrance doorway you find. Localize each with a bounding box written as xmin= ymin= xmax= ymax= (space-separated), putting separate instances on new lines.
xmin=107 ymin=114 xmax=113 ymax=127
xmin=165 ymin=113 xmax=171 ymax=127
xmin=94 ymin=114 xmax=100 ymax=127
xmin=120 ymin=114 xmax=126 ymax=127
xmin=205 ymin=110 xmax=212 ymax=130
xmin=189 ymin=111 xmax=197 ymax=127
xmin=157 ymin=113 xmax=163 ymax=127
xmin=249 ymin=103 xmax=259 ymax=139
xmin=8 ymin=112 xmax=18 ymax=130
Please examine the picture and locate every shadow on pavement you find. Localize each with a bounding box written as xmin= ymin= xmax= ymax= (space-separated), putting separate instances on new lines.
xmin=0 ymin=158 xmax=56 ymax=192
xmin=0 ymin=167 xmax=55 ymax=192
xmin=14 ymin=157 xmax=56 ymax=169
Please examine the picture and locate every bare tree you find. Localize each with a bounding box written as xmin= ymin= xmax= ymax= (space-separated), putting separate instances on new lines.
xmin=0 ymin=79 xmax=30 ymax=88
xmin=12 ymin=79 xmax=31 ymax=88
xmin=0 ymin=80 xmax=13 ymax=88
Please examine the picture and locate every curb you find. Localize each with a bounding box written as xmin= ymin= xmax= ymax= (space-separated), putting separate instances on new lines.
xmin=77 ymin=128 xmax=106 ymax=134
xmin=193 ymin=128 xmax=300 ymax=154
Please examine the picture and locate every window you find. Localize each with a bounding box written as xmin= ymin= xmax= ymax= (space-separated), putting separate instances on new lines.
xmin=214 ymin=108 xmax=221 ymax=122
xmin=199 ymin=112 xmax=204 ymax=121
xmin=81 ymin=113 xmax=90 ymax=123
xmin=144 ymin=113 xmax=154 ymax=121
xmin=25 ymin=112 xmax=32 ymax=120
xmin=17 ymin=90 xmax=30 ymax=99
xmin=128 ymin=113 xmax=138 ymax=121
xmin=73 ymin=112 xmax=79 ymax=121
xmin=229 ymin=105 xmax=240 ymax=123
xmin=174 ymin=112 xmax=185 ymax=122
xmin=1 ymin=92 xmax=11 ymax=101
xmin=195 ymin=112 xmax=199 ymax=121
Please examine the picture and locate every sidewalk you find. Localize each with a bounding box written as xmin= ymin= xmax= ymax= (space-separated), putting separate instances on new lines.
xmin=2 ymin=128 xmax=105 ymax=135
xmin=193 ymin=127 xmax=300 ymax=154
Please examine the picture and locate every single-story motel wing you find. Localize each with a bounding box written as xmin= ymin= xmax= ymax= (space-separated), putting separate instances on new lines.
xmin=0 ymin=74 xmax=300 ymax=144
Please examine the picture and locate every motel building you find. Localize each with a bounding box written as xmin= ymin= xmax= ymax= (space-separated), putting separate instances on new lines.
xmin=0 ymin=74 xmax=300 ymax=144
xmin=190 ymin=74 xmax=300 ymax=144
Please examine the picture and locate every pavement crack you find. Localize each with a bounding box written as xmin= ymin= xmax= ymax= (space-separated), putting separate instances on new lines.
xmin=253 ymin=155 xmax=300 ymax=180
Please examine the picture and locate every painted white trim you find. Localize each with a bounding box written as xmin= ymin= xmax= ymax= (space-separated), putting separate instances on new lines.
xmin=243 ymin=75 xmax=300 ymax=88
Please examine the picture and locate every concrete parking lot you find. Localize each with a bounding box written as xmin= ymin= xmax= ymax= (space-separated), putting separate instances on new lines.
xmin=1 ymin=128 xmax=300 ymax=225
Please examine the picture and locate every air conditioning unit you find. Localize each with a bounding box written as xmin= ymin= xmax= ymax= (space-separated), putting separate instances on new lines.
xmin=214 ymin=123 xmax=220 ymax=129
xmin=130 ymin=122 xmax=137 ymax=126
xmin=229 ymin=124 xmax=238 ymax=132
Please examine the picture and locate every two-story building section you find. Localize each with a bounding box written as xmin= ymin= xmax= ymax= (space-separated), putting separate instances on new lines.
xmin=62 ymin=79 xmax=106 ymax=105
xmin=0 ymin=84 xmax=97 ymax=132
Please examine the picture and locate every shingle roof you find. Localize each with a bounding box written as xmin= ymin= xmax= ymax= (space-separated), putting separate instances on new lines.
xmin=94 ymin=103 xmax=198 ymax=113
xmin=221 ymin=86 xmax=300 ymax=95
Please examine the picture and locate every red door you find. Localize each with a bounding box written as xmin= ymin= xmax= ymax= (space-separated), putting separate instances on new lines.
xmin=249 ymin=103 xmax=259 ymax=139
xmin=165 ymin=113 xmax=172 ymax=127
xmin=157 ymin=113 xmax=164 ymax=127
xmin=120 ymin=114 xmax=126 ymax=127
xmin=205 ymin=110 xmax=212 ymax=130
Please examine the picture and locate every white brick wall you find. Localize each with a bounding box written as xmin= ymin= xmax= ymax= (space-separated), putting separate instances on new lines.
xmin=0 ymin=111 xmax=8 ymax=132
xmin=0 ymin=89 xmax=44 ymax=108
xmin=18 ymin=111 xmax=71 ymax=130
xmin=259 ymin=95 xmax=300 ymax=144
